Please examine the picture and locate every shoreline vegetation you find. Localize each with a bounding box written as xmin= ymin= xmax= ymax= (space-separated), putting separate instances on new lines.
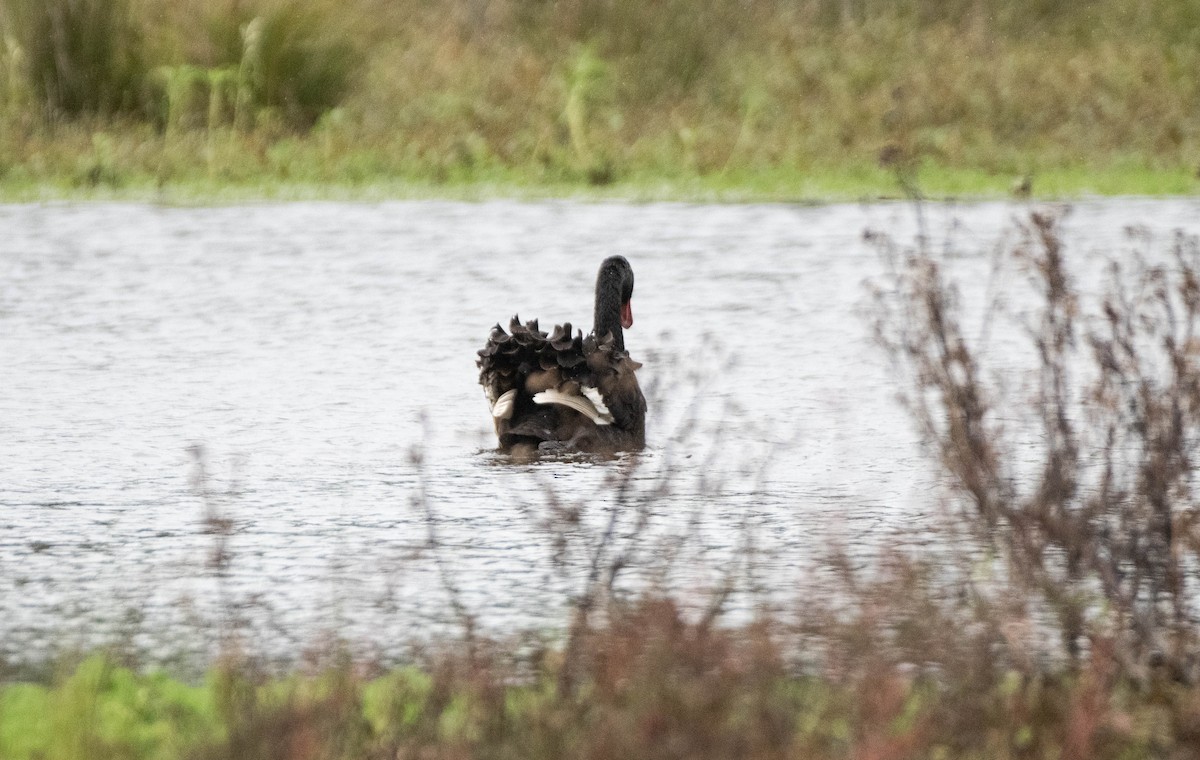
xmin=2 ymin=0 xmax=1199 ymax=202
xmin=2 ymin=165 xmax=1198 ymax=205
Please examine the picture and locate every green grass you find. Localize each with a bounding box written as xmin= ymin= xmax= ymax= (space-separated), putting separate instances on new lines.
xmin=0 ymin=162 xmax=1195 ymax=205
xmin=1 ymin=0 xmax=1199 ymax=202
xmin=0 ymin=617 xmax=1197 ymax=760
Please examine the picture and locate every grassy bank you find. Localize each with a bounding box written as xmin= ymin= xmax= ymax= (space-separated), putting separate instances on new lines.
xmin=1 ymin=0 xmax=1199 ymax=201
xmin=1 ymin=161 xmax=1196 ymax=205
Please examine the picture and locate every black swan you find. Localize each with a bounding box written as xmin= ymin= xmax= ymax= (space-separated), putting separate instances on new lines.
xmin=477 ymin=255 xmax=646 ymax=454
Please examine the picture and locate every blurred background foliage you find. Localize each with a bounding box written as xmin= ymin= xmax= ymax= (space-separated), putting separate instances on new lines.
xmin=0 ymin=0 xmax=1197 ymax=189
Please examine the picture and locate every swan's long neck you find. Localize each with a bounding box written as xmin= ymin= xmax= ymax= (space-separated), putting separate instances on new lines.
xmin=593 ymin=273 xmax=626 ymax=352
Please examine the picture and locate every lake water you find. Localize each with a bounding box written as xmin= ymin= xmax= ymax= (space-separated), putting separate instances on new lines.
xmin=3 ymin=198 xmax=1199 ymax=665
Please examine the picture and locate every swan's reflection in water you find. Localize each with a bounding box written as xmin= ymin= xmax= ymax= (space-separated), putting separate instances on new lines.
xmin=1 ymin=198 xmax=1199 ymax=663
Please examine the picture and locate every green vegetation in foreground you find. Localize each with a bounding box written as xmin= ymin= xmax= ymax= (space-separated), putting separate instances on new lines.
xmin=3 ymin=615 xmax=1200 ymax=760
xmin=2 ymin=0 xmax=1200 ymax=201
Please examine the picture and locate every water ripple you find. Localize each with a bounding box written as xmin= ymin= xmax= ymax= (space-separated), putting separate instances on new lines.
xmin=2 ymin=198 xmax=1199 ymax=662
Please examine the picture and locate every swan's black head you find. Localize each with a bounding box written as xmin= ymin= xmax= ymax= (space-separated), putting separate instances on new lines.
xmin=594 ymin=255 xmax=635 ymax=352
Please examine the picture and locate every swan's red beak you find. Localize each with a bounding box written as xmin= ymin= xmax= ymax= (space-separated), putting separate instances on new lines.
xmin=621 ymin=300 xmax=634 ymax=329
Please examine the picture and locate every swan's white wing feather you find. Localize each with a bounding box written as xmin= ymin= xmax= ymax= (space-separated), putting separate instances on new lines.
xmin=581 ymin=385 xmax=614 ymax=425
xmin=533 ymin=389 xmax=612 ymax=425
xmin=491 ymin=389 xmax=517 ymax=420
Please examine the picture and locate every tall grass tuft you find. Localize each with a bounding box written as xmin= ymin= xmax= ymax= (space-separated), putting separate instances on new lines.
xmin=5 ymin=0 xmax=149 ymax=118
xmin=201 ymin=1 xmax=362 ymax=131
xmin=0 ymin=28 xmax=29 ymax=116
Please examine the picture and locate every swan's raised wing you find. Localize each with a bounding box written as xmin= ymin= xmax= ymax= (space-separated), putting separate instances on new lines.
xmin=581 ymin=334 xmax=646 ymax=435
xmin=477 ymin=316 xmax=548 ymax=405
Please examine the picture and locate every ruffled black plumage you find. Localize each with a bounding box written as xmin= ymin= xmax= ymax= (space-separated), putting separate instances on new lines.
xmin=477 ymin=257 xmax=645 ymax=454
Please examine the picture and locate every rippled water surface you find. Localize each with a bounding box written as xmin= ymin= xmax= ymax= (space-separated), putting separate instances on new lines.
xmin=3 ymin=198 xmax=1199 ymax=663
